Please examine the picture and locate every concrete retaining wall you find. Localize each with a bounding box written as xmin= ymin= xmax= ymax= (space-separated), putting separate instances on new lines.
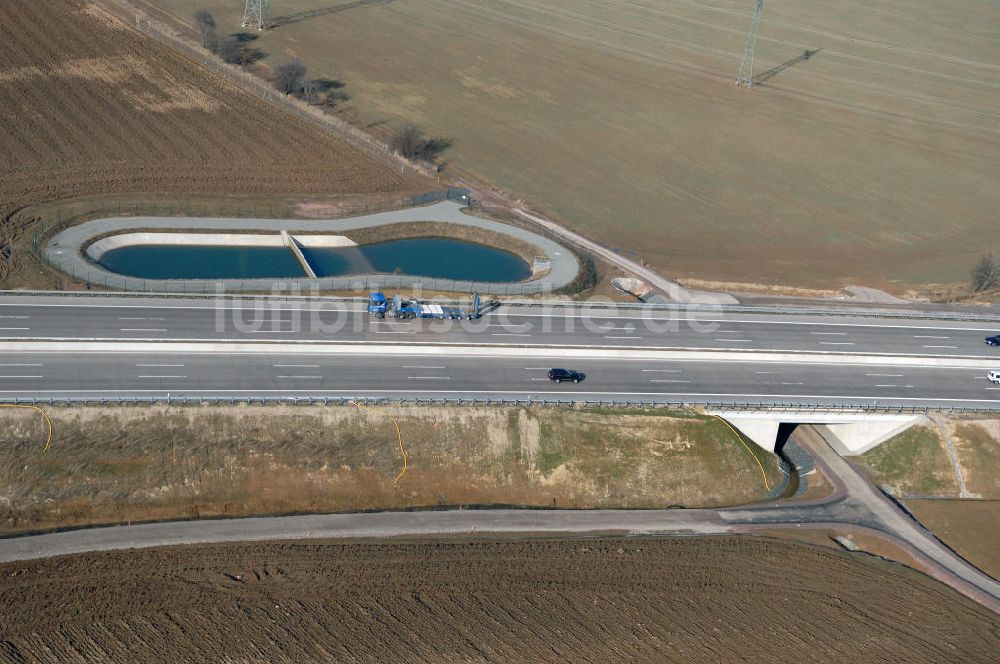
xmin=85 ymin=232 xmax=358 ymax=262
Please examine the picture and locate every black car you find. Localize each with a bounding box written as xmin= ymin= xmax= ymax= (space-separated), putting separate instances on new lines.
xmin=548 ymin=368 xmax=582 ymax=383
xmin=986 ymin=335 xmax=1000 ymax=346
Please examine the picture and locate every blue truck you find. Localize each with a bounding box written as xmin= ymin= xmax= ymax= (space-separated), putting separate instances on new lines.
xmin=368 ymin=292 xmax=483 ymax=320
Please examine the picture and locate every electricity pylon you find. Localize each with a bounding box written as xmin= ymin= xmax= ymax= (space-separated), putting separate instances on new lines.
xmin=242 ymin=0 xmax=271 ymax=31
xmin=736 ymin=0 xmax=764 ymax=88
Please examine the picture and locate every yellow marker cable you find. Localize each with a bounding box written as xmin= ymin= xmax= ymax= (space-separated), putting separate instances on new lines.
xmin=1 ymin=404 xmax=53 ymax=453
xmin=351 ymin=401 xmax=408 ymax=485
xmin=713 ymin=415 xmax=770 ymax=492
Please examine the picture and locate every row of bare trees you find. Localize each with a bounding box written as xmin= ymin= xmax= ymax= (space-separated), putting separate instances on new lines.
xmin=194 ymin=10 xmax=258 ymax=65
xmin=193 ymin=9 xmax=450 ymax=166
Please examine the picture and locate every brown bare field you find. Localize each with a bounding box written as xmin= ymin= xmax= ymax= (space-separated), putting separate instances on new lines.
xmin=907 ymin=499 xmax=1000 ymax=582
xmin=0 ymin=537 xmax=996 ymax=662
xmin=0 ymin=404 xmax=781 ymax=534
xmin=0 ymin=0 xmax=427 ymax=287
xmin=139 ymin=0 xmax=1000 ymax=293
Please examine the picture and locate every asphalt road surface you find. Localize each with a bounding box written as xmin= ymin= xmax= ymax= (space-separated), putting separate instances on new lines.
xmin=2 ymin=295 xmax=999 ymax=358
xmin=2 ymin=295 xmax=1000 ymax=405
xmin=2 ymin=347 xmax=1000 ymax=407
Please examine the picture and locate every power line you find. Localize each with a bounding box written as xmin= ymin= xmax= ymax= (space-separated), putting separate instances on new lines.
xmin=242 ymin=0 xmax=271 ymax=31
xmin=736 ymin=0 xmax=764 ymax=88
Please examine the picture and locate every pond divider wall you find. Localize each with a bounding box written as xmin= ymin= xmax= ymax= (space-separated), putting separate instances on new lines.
xmin=281 ymin=231 xmax=318 ymax=278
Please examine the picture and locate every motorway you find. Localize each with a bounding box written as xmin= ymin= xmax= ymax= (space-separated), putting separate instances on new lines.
xmin=2 ymin=293 xmax=999 ymax=610
xmin=1 ymin=295 xmax=999 ymax=405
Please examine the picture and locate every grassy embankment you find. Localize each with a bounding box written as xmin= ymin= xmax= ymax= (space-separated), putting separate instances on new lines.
xmin=0 ymin=404 xmax=781 ymax=535
xmin=855 ymin=416 xmax=1000 ymax=580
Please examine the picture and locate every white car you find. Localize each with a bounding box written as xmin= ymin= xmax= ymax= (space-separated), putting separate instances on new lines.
xmin=988 ymin=371 xmax=1000 ymax=384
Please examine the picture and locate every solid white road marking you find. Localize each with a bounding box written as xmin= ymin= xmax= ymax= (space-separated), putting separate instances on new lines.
xmin=641 ymin=369 xmax=682 ymax=373
xmin=0 ymin=328 xmax=29 ymax=331
xmin=754 ymin=371 xmax=776 ymax=374
xmin=118 ymin=317 xmax=165 ymax=321
xmin=402 ymin=365 xmax=446 ymax=369
xmin=138 ymin=375 xmax=186 ymax=379
xmin=136 ymin=363 xmax=184 ymax=367
xmin=276 ymin=375 xmax=321 ymax=379
xmin=492 ymin=333 xmax=531 ymax=337
xmin=273 ymin=364 xmax=320 ymax=368
xmin=811 ymin=332 xmax=847 ymax=336
xmin=819 ymin=342 xmax=855 ymax=345
xmin=120 ymin=328 xmax=167 ymax=332
xmin=604 ymin=336 xmax=641 ymax=339
xmin=922 ymin=345 xmax=958 ymax=349
xmin=716 ymin=338 xmax=752 ymax=342
xmin=866 ymin=373 xmax=903 ymax=377
xmin=781 ymin=382 xmax=804 ymax=386
xmin=408 ymin=376 xmax=451 ymax=380
xmin=914 ymin=335 xmax=950 ymax=339
xmin=0 ymin=363 xmax=41 ymax=366
xmin=0 ymin=316 xmax=28 ymax=319
xmin=650 ymin=379 xmax=690 ymax=383
xmin=0 ymin=375 xmax=42 ymax=379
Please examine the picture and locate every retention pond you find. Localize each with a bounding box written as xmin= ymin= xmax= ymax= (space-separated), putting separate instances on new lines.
xmin=95 ymin=237 xmax=533 ymax=282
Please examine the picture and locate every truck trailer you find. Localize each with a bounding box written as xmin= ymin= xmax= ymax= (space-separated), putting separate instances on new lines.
xmin=368 ymin=292 xmax=482 ymax=320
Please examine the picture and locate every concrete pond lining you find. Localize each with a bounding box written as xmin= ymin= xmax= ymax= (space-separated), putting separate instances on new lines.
xmin=45 ymin=201 xmax=579 ymax=294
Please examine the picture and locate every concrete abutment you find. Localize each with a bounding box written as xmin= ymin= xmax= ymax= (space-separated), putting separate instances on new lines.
xmin=708 ymin=410 xmax=924 ymax=456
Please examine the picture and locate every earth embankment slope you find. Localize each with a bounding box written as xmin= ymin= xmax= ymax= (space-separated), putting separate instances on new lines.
xmin=0 ymin=538 xmax=997 ymax=663
xmin=0 ymin=0 xmax=424 ymax=286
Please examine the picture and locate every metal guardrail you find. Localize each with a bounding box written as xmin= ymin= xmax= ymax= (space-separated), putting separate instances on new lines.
xmin=1 ymin=394 xmax=997 ymax=414
xmin=1 ymin=288 xmax=998 ymax=323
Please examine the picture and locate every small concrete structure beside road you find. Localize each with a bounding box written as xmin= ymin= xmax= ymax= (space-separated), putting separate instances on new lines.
xmin=708 ymin=410 xmax=924 ymax=455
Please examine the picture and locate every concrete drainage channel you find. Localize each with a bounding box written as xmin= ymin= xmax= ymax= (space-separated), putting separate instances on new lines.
xmin=44 ymin=200 xmax=581 ymax=294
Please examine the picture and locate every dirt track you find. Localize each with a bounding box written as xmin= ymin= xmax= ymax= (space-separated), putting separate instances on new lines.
xmin=0 ymin=536 xmax=996 ymax=662
xmin=0 ymin=0 xmax=423 ymax=286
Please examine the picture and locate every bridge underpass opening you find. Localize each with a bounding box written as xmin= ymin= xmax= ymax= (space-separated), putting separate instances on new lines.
xmin=707 ymin=411 xmax=925 ymax=456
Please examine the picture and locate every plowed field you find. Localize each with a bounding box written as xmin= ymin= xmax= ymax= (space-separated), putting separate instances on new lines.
xmin=0 ymin=537 xmax=996 ymax=662
xmin=0 ymin=0 xmax=421 ymax=286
